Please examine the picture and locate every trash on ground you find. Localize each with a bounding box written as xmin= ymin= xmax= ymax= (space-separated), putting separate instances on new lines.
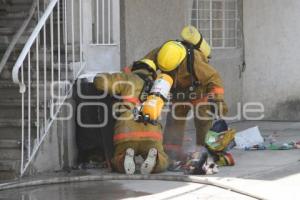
xmin=206 ymin=119 xmax=236 ymax=152
xmin=234 ymin=126 xmax=264 ymax=149
xmin=205 ymin=129 xmax=236 ymax=152
xmin=167 ymin=160 xmax=184 ymax=172
xmin=295 ymin=141 xmax=300 ymax=149
xmin=245 ymin=144 xmax=267 ymax=151
xmin=206 ymin=120 xmax=236 ymax=167
xmin=268 ymin=142 xmax=295 ymax=150
xmin=244 ymin=136 xmax=299 ymax=151
xmin=182 ymin=147 xmax=218 ymax=175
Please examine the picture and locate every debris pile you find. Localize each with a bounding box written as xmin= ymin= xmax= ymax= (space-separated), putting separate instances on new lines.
xmin=235 ymin=127 xmax=300 ymax=151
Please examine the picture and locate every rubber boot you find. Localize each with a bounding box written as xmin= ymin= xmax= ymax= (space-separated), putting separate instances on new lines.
xmin=124 ymin=148 xmax=135 ymax=175
xmin=141 ymin=148 xmax=158 ymax=175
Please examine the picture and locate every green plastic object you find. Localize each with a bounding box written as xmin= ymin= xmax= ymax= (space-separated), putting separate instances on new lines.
xmin=268 ymin=143 xmax=294 ymax=150
xmin=205 ymin=129 xmax=236 ymax=152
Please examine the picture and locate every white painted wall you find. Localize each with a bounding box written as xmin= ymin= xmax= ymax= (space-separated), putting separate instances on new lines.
xmin=243 ymin=0 xmax=300 ymax=120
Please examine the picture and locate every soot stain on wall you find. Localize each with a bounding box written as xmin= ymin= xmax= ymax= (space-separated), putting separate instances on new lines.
xmin=271 ymin=98 xmax=300 ymax=121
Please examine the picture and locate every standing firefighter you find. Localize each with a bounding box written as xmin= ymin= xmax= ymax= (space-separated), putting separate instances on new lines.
xmin=93 ymin=59 xmax=169 ymax=175
xmin=143 ymin=26 xmax=228 ymax=161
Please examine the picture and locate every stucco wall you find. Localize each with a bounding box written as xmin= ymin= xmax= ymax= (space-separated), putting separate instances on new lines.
xmin=121 ymin=0 xmax=191 ymax=66
xmin=29 ymin=99 xmax=77 ymax=174
xmin=211 ymin=49 xmax=244 ymax=120
xmin=243 ymin=0 xmax=300 ymax=120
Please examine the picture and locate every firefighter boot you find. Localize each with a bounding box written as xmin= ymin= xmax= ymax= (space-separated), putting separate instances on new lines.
xmin=141 ymin=148 xmax=158 ymax=175
xmin=124 ymin=148 xmax=135 ymax=175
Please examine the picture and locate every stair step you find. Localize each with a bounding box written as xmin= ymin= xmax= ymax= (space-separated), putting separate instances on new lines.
xmin=0 ymin=119 xmax=24 ymax=127
xmin=0 ymin=80 xmax=19 ymax=89
xmin=0 ymin=139 xmax=21 ymax=149
xmin=0 ymin=16 xmax=36 ymax=28
xmin=0 ymin=26 xmax=34 ymax=36
xmin=3 ymin=59 xmax=72 ymax=73
xmin=23 ymin=63 xmax=70 ymax=71
xmin=0 ymin=148 xmax=21 ymax=160
xmin=0 ymin=81 xmax=68 ymax=100
xmin=0 ymin=22 xmax=36 ymax=35
xmin=0 ymin=0 xmax=33 ymax=5
xmin=0 ymin=43 xmax=25 ymax=53
xmin=0 ymin=99 xmax=43 ymax=107
xmin=0 ymin=34 xmax=32 ymax=45
xmin=0 ymin=78 xmax=59 ymax=87
xmin=0 ymin=3 xmax=31 ymax=13
xmin=0 ymin=119 xmax=34 ymax=129
xmin=0 ymin=98 xmax=50 ymax=119
xmin=0 ymin=119 xmax=36 ymax=140
xmin=0 ymin=160 xmax=20 ymax=171
xmin=0 ymin=88 xmax=21 ymax=99
xmin=0 ymin=27 xmax=16 ymax=35
xmin=0 ymin=99 xmax=63 ymax=114
xmin=0 ymin=127 xmax=22 ymax=140
xmin=0 ymin=11 xmax=28 ymax=19
xmin=1 ymin=45 xmax=81 ymax=69
xmin=0 ymin=127 xmax=36 ymax=140
xmin=0 ymin=170 xmax=18 ymax=181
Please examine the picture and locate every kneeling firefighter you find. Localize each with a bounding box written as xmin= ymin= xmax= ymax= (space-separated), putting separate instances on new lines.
xmin=93 ymin=59 xmax=171 ymax=175
xmin=143 ymin=26 xmax=228 ymax=163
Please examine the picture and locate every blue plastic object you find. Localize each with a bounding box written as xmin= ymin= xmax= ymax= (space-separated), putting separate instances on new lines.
xmin=210 ymin=119 xmax=228 ymax=133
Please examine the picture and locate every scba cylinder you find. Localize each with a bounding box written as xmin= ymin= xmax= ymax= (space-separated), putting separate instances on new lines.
xmin=181 ymin=25 xmax=211 ymax=59
xmin=141 ymin=73 xmax=173 ymax=121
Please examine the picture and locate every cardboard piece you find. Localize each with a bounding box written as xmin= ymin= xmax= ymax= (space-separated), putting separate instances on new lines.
xmin=234 ymin=126 xmax=264 ymax=149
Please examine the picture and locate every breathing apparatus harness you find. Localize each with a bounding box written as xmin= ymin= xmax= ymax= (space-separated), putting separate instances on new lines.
xmin=133 ymin=72 xmax=173 ymax=126
xmin=180 ymin=40 xmax=202 ymax=92
xmin=135 ymin=72 xmax=154 ymax=102
xmin=132 ymin=72 xmax=157 ymax=125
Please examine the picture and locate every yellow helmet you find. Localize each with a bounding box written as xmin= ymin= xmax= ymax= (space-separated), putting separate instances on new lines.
xmin=157 ymin=41 xmax=187 ymax=72
xmin=181 ymin=25 xmax=211 ymax=59
xmin=132 ymin=58 xmax=157 ymax=73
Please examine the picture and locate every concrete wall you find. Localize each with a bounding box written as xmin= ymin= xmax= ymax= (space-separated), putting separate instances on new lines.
xmin=121 ymin=0 xmax=192 ymax=66
xmin=243 ymin=0 xmax=300 ymax=120
xmin=213 ymin=0 xmax=244 ymax=120
xmin=29 ymin=99 xmax=77 ymax=174
xmin=211 ymin=49 xmax=244 ymax=120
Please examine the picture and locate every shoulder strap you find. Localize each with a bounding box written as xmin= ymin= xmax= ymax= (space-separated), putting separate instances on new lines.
xmin=180 ymin=41 xmax=199 ymax=90
xmin=135 ymin=73 xmax=154 ymax=102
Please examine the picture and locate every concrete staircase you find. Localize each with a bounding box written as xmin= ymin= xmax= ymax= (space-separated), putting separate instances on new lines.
xmin=0 ymin=0 xmax=35 ymax=80
xmin=0 ymin=0 xmax=35 ymax=180
xmin=0 ymin=0 xmax=80 ymax=181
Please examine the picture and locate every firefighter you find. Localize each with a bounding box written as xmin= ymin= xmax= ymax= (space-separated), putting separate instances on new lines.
xmin=143 ymin=25 xmax=228 ymax=162
xmin=93 ymin=59 xmax=169 ymax=175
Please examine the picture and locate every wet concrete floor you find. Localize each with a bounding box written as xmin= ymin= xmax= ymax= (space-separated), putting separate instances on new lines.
xmin=0 ymin=180 xmax=254 ymax=200
xmin=0 ymin=181 xmax=148 ymax=200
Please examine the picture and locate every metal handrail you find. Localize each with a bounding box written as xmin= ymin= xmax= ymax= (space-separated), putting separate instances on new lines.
xmin=12 ymin=0 xmax=84 ymax=176
xmin=0 ymin=0 xmax=37 ymax=77
xmin=12 ymin=0 xmax=58 ymax=92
